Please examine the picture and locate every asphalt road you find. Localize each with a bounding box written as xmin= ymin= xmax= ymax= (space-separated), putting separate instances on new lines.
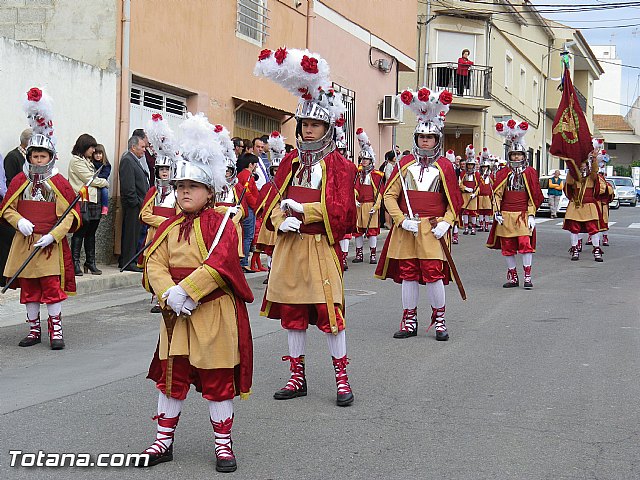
xmin=1 ymin=205 xmax=639 ymax=479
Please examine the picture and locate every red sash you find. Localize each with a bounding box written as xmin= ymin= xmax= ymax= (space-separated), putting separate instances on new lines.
xmin=358 ymin=184 xmax=375 ymax=203
xmin=17 ymin=200 xmax=57 ymax=234
xmin=502 ymin=191 xmax=528 ymax=212
xmin=462 ymin=179 xmax=476 ymax=189
xmin=581 ymin=187 xmax=596 ymax=204
xmin=398 ymin=191 xmax=447 ymax=217
xmin=169 ymin=267 xmax=225 ymax=304
xmin=287 ymin=186 xmax=326 ymax=235
xmin=153 ymin=206 xmax=175 ymax=218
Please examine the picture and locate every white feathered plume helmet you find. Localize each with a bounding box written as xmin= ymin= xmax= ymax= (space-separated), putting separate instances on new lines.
xmin=146 ymin=113 xmax=180 ymax=167
xmin=356 ymin=127 xmax=375 ymax=163
xmin=177 ymin=113 xmax=227 ymax=191
xmin=465 ymin=144 xmax=475 ymax=160
xmin=254 ymin=46 xmax=346 ymax=122
xmin=398 ymin=87 xmax=453 ymax=130
xmin=593 ymin=138 xmax=609 ymax=166
xmin=445 ymin=149 xmax=456 ymax=163
xmin=267 ymin=131 xmax=286 ymax=166
xmin=24 ymin=87 xmax=57 ymax=157
xmin=495 ymin=119 xmax=529 ymax=153
xmin=211 ymin=123 xmax=237 ymax=171
xmin=334 ymin=116 xmax=346 ymax=148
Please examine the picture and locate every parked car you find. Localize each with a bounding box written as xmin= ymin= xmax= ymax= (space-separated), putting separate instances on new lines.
xmin=636 ymin=185 xmax=640 ymax=203
xmin=606 ymin=176 xmax=636 ymax=207
xmin=608 ymin=180 xmax=619 ymax=209
xmin=537 ymin=175 xmax=568 ymax=216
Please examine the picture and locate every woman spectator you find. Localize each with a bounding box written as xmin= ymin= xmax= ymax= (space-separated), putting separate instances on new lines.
xmin=236 ymin=153 xmax=260 ymax=273
xmin=68 ymin=134 xmax=108 ymax=276
xmin=91 ymin=144 xmax=111 ymax=215
xmin=456 ymin=49 xmax=474 ymax=96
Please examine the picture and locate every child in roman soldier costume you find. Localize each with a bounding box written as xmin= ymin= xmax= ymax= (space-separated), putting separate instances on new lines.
xmin=586 ymin=140 xmax=613 ymax=248
xmin=139 ymin=114 xmax=180 ymax=313
xmin=445 ymin=149 xmax=461 ymax=244
xmin=563 ymin=137 xmax=613 ymax=262
xmin=255 ymin=130 xmax=286 ymax=283
xmin=335 ymin=118 xmax=354 ymax=270
xmin=459 ymin=145 xmax=481 ymax=235
xmin=375 ymin=87 xmax=463 ymax=341
xmin=477 ymin=148 xmax=494 ymax=232
xmin=486 ymin=120 xmax=544 ymax=288
xmin=1 ymin=87 xmax=80 ymax=350
xmin=353 ymin=128 xmax=384 ymax=264
xmin=255 ymin=47 xmax=357 ymax=406
xmin=140 ymin=113 xmax=253 ymax=472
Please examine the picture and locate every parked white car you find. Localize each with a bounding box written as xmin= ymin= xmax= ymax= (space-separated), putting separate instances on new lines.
xmin=606 ymin=176 xmax=636 ymax=207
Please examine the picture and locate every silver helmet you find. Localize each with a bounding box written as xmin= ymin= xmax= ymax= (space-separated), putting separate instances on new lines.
xmin=295 ymin=100 xmax=336 ymax=160
xmin=224 ymin=154 xmax=237 ymax=186
xmin=154 ymin=154 xmax=174 ymax=190
xmin=507 ymin=142 xmax=527 ymax=173
xmin=171 ymin=158 xmax=215 ymax=189
xmin=24 ymin=133 xmax=56 ymax=183
xmin=465 ymin=156 xmax=478 ymax=173
xmin=413 ymin=121 xmax=442 ymax=163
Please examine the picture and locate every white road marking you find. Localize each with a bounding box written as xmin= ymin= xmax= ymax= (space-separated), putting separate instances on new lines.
xmin=628 ymin=223 xmax=640 ymax=229
xmin=535 ymin=218 xmax=552 ymax=223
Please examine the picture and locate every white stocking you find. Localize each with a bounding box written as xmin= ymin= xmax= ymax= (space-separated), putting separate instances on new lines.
xmin=325 ymin=330 xmax=347 ymax=358
xmin=401 ymin=280 xmax=419 ymax=310
xmin=267 ymin=255 xmax=272 ymax=268
xmin=521 ymin=253 xmax=532 ymax=268
xmin=26 ymin=302 xmax=40 ymax=320
xmin=46 ymin=302 xmax=62 ymax=317
xmin=571 ymin=233 xmax=580 ymax=246
xmin=208 ymin=399 xmax=233 ymax=422
xmin=591 ymin=232 xmax=601 ymax=247
xmin=287 ymin=329 xmax=306 ymax=357
xmin=355 ymin=236 xmax=364 ymax=249
xmin=505 ymin=255 xmax=517 ymax=270
xmin=368 ymin=235 xmax=377 ymax=249
xmin=157 ymin=392 xmax=184 ymax=418
xmin=453 ymin=224 xmax=458 ymax=233
xmin=425 ymin=280 xmax=445 ymax=309
xmin=339 ymin=238 xmax=349 ymax=253
xmin=462 ymin=214 xmax=469 ymax=225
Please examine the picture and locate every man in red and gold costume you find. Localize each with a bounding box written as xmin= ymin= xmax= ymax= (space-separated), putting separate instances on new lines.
xmin=477 ymin=149 xmax=495 ymax=231
xmin=1 ymin=88 xmax=80 ymax=350
xmin=139 ymin=113 xmax=253 ymax=473
xmin=255 ymin=47 xmax=357 ymax=407
xmin=376 ymin=87 xmax=463 ymax=341
xmin=487 ymin=120 xmax=544 ymax=289
xmin=353 ymin=128 xmax=384 ymax=264
xmin=459 ymin=145 xmax=480 ymax=235
xmin=563 ymin=138 xmax=613 ymax=262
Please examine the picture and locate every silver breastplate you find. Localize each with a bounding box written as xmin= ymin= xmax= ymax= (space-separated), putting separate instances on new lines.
xmin=22 ymin=180 xmax=55 ymax=202
xmin=405 ymin=163 xmax=441 ymax=192
xmin=156 ymin=189 xmax=176 ymax=207
xmin=291 ymin=161 xmax=322 ymax=189
xmin=508 ymin=172 xmax=525 ymax=191
xmin=215 ymin=185 xmax=236 ymax=204
xmin=464 ymin=173 xmax=475 ymax=183
xmin=359 ymin=172 xmax=372 ymax=186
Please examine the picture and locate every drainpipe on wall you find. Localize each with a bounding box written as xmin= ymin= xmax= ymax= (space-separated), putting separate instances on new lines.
xmin=423 ymin=0 xmax=430 ymax=88
xmin=306 ymin=1 xmax=314 ymax=50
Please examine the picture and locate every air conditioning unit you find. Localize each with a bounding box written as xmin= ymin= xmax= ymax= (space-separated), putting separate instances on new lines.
xmin=378 ymin=94 xmax=403 ymax=124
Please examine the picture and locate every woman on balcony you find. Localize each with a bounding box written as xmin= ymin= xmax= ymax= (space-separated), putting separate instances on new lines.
xmin=456 ymin=49 xmax=474 ymax=97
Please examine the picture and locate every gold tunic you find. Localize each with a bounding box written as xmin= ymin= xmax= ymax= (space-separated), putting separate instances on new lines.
xmin=3 ymin=180 xmax=74 ymax=279
xmin=146 ymin=221 xmax=239 ymax=370
xmin=564 ymin=174 xmax=606 ymax=222
xmin=492 ymin=177 xmax=536 ymax=238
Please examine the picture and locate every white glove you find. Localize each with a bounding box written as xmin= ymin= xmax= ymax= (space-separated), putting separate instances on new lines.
xmin=355 ymin=201 xmax=361 ymax=208
xmin=279 ymin=216 xmax=302 ymax=232
xmin=17 ymin=218 xmax=34 ymax=236
xmin=162 ymin=285 xmax=189 ymax=316
xmin=33 ymin=233 xmax=54 ymax=248
xmin=401 ymin=218 xmax=420 ymax=233
xmin=464 ymin=187 xmax=474 ymax=193
xmin=495 ymin=212 xmax=504 ymax=225
xmin=369 ymin=208 xmax=376 ymax=214
xmin=181 ymin=297 xmax=198 ymax=316
xmin=281 ymin=199 xmax=304 ymax=214
xmin=528 ymin=215 xmax=535 ymax=230
xmin=470 ymin=193 xmax=477 ymax=199
xmin=431 ymin=221 xmax=450 ymax=239
xmin=226 ymin=205 xmax=239 ymax=216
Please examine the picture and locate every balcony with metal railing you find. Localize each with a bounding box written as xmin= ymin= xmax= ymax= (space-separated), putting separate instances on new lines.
xmin=425 ymin=62 xmax=493 ymax=108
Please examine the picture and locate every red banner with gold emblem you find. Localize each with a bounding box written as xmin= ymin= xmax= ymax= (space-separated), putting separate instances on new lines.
xmin=549 ymin=68 xmax=593 ymax=179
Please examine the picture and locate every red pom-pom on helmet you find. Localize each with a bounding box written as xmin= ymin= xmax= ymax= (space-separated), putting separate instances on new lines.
xmin=356 ymin=128 xmax=364 ymax=135
xmin=447 ymin=149 xmax=454 ymax=154
xmin=439 ymin=90 xmax=453 ymax=105
xmin=151 ymin=113 xmax=163 ymax=122
xmin=258 ymin=49 xmax=272 ymax=61
xmin=335 ymin=117 xmax=346 ymax=128
xmin=301 ymin=55 xmax=319 ymax=74
xmin=519 ymin=121 xmax=529 ymax=130
xmin=274 ymin=47 xmax=287 ymax=65
xmin=271 ymin=131 xmax=280 ymax=137
xmin=417 ymin=88 xmax=431 ymax=102
xmin=495 ymin=122 xmax=504 ymax=132
xmin=400 ymin=90 xmax=413 ymax=106
xmin=507 ymin=119 xmax=516 ymax=129
xmin=214 ymin=124 xmax=223 ymax=133
xmin=27 ymin=87 xmax=42 ymax=102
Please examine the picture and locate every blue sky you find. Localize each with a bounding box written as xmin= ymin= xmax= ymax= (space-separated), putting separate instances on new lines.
xmin=531 ymin=0 xmax=640 ymax=115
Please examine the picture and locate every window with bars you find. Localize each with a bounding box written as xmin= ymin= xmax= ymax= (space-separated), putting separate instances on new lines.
xmin=234 ymin=108 xmax=280 ymax=140
xmin=236 ymin=0 xmax=269 ymax=46
xmin=332 ymin=83 xmax=356 ymax=159
xmin=130 ymin=85 xmax=187 ymax=134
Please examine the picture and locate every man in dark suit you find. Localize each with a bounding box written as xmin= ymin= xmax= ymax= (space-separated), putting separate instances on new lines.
xmin=4 ymin=128 xmax=32 ymax=187
xmin=119 ymin=135 xmax=150 ymax=272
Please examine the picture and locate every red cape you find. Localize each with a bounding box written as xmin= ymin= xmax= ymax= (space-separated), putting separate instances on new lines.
xmin=355 ymin=169 xmax=385 ymax=199
xmin=486 ymin=166 xmax=544 ymax=250
xmin=0 ymin=172 xmax=81 ymax=293
xmin=144 ymin=207 xmax=254 ymax=397
xmin=261 ymin=148 xmax=357 ymax=245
